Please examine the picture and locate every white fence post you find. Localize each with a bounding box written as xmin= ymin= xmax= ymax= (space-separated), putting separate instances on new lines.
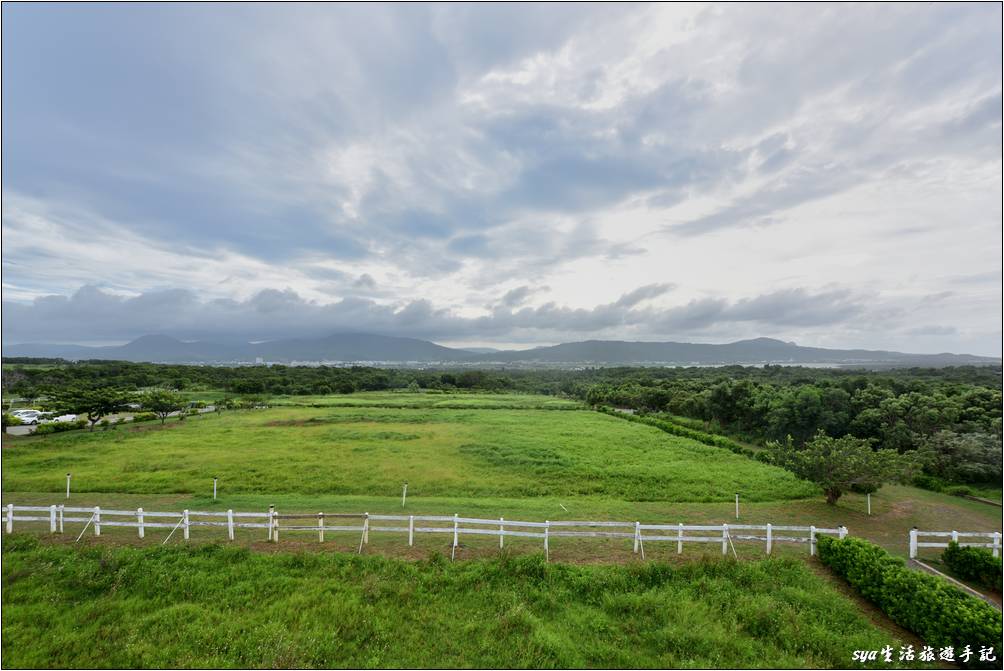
xmin=408 ymin=515 xmax=414 ymax=547
xmin=213 ymin=478 xmax=217 ymax=500
xmin=451 ymin=513 xmax=459 ymax=561
xmin=544 ymin=521 xmax=550 ymax=562
xmin=909 ymin=528 xmax=918 ymax=559
xmin=721 ymin=524 xmax=729 ymax=555
xmin=766 ymin=523 xmax=772 ymax=555
xmin=50 ymin=505 xmax=57 ymax=533
xmin=499 ymin=517 xmax=504 ymax=549
xmin=993 ymin=532 xmax=1001 ymax=559
xmin=401 ymin=482 xmax=408 ymax=507
xmin=94 ymin=506 xmax=101 ymax=536
xmin=274 ymin=510 xmax=280 ymax=543
xmin=58 ymin=504 xmax=64 ymax=533
xmin=633 ymin=522 xmax=640 ymax=554
xmin=735 ymin=493 xmax=739 ymax=520
xmin=137 ymin=508 xmax=145 ymax=539
xmin=318 ymin=513 xmax=324 ymax=543
xmin=809 ymin=525 xmax=815 ymax=556
xmin=363 ymin=513 xmax=369 ymax=545
xmin=866 ymin=492 xmax=871 ymax=516
xmin=227 ymin=509 xmax=234 ymax=541
xmin=182 ymin=509 xmax=190 ymax=540
xmin=839 ymin=525 xmax=847 ymax=540
xmin=951 ymin=530 xmax=958 ymax=544
xmin=6 ymin=503 xmax=13 ymax=534
xmin=66 ymin=473 xmax=71 ymax=499
xmin=267 ymin=505 xmax=275 ymax=541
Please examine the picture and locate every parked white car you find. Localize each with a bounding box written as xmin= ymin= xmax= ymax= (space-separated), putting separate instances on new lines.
xmin=11 ymin=409 xmax=44 ymax=425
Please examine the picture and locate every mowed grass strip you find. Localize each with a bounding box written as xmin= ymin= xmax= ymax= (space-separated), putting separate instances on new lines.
xmin=1 ymin=535 xmax=923 ymax=669
xmin=270 ymin=391 xmax=585 ymax=409
xmin=1 ymin=399 xmax=816 ymax=502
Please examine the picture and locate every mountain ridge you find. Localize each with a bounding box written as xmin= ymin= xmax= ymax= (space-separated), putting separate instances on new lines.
xmin=3 ymin=333 xmax=999 ymax=367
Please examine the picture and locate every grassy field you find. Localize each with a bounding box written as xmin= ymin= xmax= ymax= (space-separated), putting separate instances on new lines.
xmin=1 ymin=534 xmax=930 ymax=669
xmin=1 ymin=395 xmax=817 ymax=502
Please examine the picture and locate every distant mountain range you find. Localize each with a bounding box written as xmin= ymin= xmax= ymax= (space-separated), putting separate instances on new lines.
xmin=3 ymin=334 xmax=1000 ymax=368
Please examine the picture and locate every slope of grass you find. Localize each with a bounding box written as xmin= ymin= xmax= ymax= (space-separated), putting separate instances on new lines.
xmin=1 ymin=397 xmax=817 ymax=502
xmin=269 ymin=391 xmax=584 ymax=409
xmin=1 ymin=535 xmax=925 ymax=669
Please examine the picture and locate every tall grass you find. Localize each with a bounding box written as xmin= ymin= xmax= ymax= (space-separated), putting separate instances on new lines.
xmin=2 ymin=398 xmax=816 ymax=502
xmin=1 ymin=535 xmax=921 ymax=669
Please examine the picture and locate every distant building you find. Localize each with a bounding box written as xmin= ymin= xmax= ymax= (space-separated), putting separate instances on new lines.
xmin=255 ymin=357 xmax=264 ymax=365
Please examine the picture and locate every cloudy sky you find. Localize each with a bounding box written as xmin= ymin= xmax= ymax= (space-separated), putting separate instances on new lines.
xmin=2 ymin=3 xmax=1001 ymax=354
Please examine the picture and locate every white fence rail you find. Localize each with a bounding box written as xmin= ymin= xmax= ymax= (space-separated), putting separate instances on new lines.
xmin=909 ymin=528 xmax=1002 ymax=559
xmin=4 ymin=503 xmax=845 ymax=561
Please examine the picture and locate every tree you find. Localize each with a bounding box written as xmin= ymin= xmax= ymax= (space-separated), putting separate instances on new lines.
xmin=768 ymin=430 xmax=915 ymax=505
xmin=140 ymin=389 xmax=187 ymax=424
xmin=52 ymin=387 xmax=131 ymax=431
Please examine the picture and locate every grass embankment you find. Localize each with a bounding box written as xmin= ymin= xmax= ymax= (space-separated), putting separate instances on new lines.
xmin=1 ymin=535 xmax=927 ymax=669
xmin=1 ymin=396 xmax=816 ymax=502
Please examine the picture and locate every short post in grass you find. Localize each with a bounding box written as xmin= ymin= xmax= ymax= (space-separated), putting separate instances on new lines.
xmin=866 ymin=492 xmax=871 ymax=516
xmin=544 ymin=520 xmax=550 ymax=562
xmin=735 ymin=493 xmax=740 ymax=520
xmin=213 ymin=477 xmax=218 ymax=501
xmin=993 ymin=532 xmax=1000 ymax=558
xmin=137 ymin=508 xmax=145 ymax=539
xmin=401 ymin=482 xmax=408 ymax=507
xmin=499 ymin=517 xmax=504 ymax=549
xmin=677 ymin=523 xmax=683 ymax=554
xmin=451 ymin=513 xmax=459 ymax=561
xmin=408 ymin=515 xmax=414 ymax=547
xmin=94 ymin=506 xmax=101 ymax=536
xmin=633 ymin=522 xmax=640 ymax=553
xmin=227 ymin=509 xmax=234 ymax=541
xmin=318 ymin=512 xmax=324 ymax=543
xmin=267 ymin=505 xmax=275 ymax=541
xmin=58 ymin=504 xmax=64 ymax=533
xmin=183 ymin=510 xmax=190 ymax=541
xmin=50 ymin=505 xmax=57 ymax=533
xmin=909 ymin=527 xmax=918 ymax=559
xmin=951 ymin=529 xmax=958 ymax=544
xmin=6 ymin=503 xmax=13 ymax=533
xmin=809 ymin=525 xmax=816 ymax=556
xmin=766 ymin=523 xmax=772 ymax=555
xmin=66 ymin=473 xmax=71 ymax=499
xmin=721 ymin=523 xmax=729 ymax=555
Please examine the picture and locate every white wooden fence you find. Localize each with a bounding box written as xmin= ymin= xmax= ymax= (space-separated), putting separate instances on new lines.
xmin=909 ymin=528 xmax=1002 ymax=559
xmin=4 ymin=503 xmax=846 ymax=561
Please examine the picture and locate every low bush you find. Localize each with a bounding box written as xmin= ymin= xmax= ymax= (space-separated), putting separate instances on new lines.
xmin=2 ymin=413 xmax=23 ymax=428
xmin=817 ymin=536 xmax=1002 ymax=667
xmin=912 ymin=474 xmax=945 ymax=492
xmin=33 ymin=419 xmax=87 ymax=435
xmin=130 ymin=412 xmax=158 ymax=423
xmin=943 ymin=542 xmax=1003 ymax=592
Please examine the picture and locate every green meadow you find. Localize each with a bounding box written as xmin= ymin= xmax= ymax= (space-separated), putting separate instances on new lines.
xmin=0 ymin=535 xmax=926 ymax=669
xmin=1 ymin=394 xmax=817 ymax=502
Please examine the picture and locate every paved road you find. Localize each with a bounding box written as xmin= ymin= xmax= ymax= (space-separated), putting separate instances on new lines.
xmin=5 ymin=406 xmax=216 ymax=436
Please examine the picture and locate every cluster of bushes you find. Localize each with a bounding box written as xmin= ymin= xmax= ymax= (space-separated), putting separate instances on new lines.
xmin=912 ymin=474 xmax=982 ymax=498
xmin=599 ymin=407 xmax=768 ymax=462
xmin=817 ymin=536 xmax=1001 ymax=667
xmin=1 ymin=413 xmax=23 ymax=428
xmin=33 ymin=419 xmax=88 ymax=435
xmin=943 ymin=542 xmax=1003 ymax=592
xmin=130 ymin=412 xmax=158 ymax=423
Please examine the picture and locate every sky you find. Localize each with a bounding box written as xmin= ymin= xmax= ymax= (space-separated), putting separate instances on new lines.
xmin=1 ymin=3 xmax=1001 ymax=354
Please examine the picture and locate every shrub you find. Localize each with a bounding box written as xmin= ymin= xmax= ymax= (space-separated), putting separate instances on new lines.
xmin=33 ymin=419 xmax=87 ymax=435
xmin=2 ymin=413 xmax=23 ymax=428
xmin=943 ymin=542 xmax=1003 ymax=592
xmin=945 ymin=485 xmax=975 ymax=497
xmin=131 ymin=412 xmax=158 ymax=423
xmin=817 ymin=536 xmax=1002 ymax=667
xmin=912 ymin=474 xmax=945 ymax=492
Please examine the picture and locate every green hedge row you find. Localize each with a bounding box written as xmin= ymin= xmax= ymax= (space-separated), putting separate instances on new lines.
xmin=817 ymin=536 xmax=1001 ymax=667
xmin=599 ymin=407 xmax=770 ymax=462
xmin=33 ymin=419 xmax=88 ymax=435
xmin=943 ymin=542 xmax=1003 ymax=592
